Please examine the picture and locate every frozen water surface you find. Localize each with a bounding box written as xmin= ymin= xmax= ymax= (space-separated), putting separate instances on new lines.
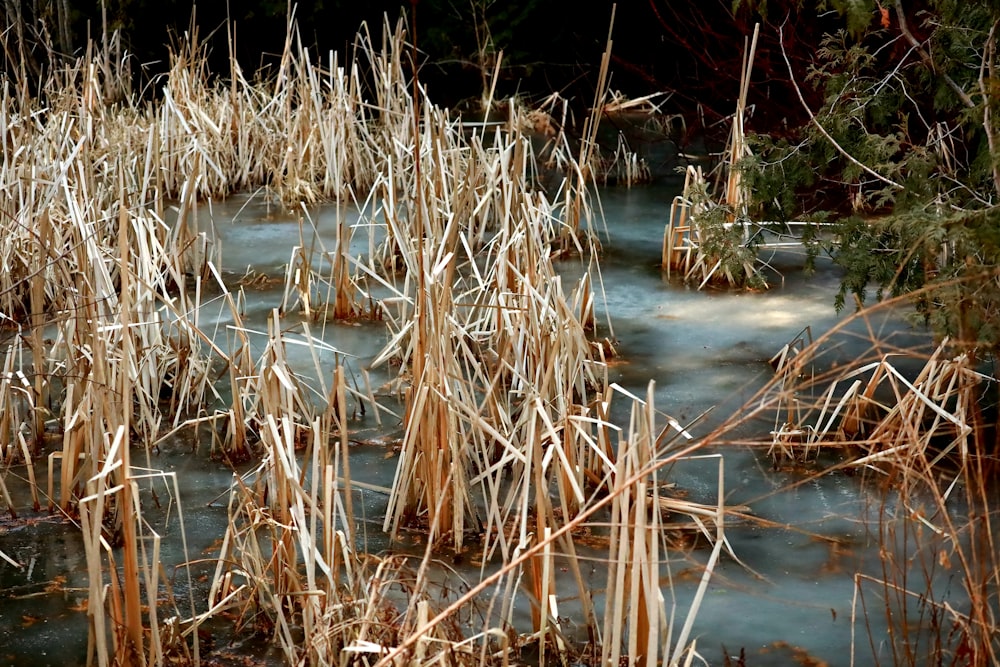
xmin=0 ymin=184 xmax=937 ymax=666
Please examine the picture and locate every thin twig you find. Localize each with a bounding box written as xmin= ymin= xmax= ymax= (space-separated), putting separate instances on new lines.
xmin=979 ymin=19 xmax=1000 ymax=199
xmin=894 ymin=0 xmax=975 ymax=109
xmin=778 ymin=21 xmax=904 ymax=191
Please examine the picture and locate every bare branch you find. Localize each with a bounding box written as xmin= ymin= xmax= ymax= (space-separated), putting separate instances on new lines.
xmin=894 ymin=0 xmax=975 ymax=109
xmin=979 ymin=19 xmax=1000 ymax=199
xmin=778 ymin=22 xmax=905 ymax=191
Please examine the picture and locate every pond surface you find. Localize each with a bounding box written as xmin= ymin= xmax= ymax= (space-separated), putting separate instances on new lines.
xmin=0 ymin=181 xmax=932 ymax=666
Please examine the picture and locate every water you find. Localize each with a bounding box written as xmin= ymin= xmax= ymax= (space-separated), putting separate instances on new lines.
xmin=0 ymin=183 xmax=935 ymax=665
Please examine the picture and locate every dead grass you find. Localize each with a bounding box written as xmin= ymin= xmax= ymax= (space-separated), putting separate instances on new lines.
xmin=710 ymin=290 xmax=1000 ymax=666
xmin=0 ymin=11 xmax=800 ymax=667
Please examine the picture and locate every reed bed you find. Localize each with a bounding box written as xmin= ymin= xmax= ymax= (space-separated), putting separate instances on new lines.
xmin=702 ymin=290 xmax=1000 ymax=665
xmin=661 ymin=159 xmax=762 ymax=289
xmin=279 ymin=206 xmax=377 ymax=321
xmin=363 ymin=113 xmax=613 ymax=552
xmin=0 ymin=12 xmax=739 ymax=667
xmin=775 ymin=338 xmax=999 ymax=665
xmin=350 ymin=377 xmax=733 ymax=667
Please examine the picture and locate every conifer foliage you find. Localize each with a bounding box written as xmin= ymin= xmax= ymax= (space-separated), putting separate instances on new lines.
xmin=738 ymin=1 xmax=1000 ymax=351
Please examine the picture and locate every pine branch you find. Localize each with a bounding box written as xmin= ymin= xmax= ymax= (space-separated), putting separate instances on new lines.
xmin=778 ymin=21 xmax=904 ymax=191
xmin=894 ymin=0 xmax=975 ymax=109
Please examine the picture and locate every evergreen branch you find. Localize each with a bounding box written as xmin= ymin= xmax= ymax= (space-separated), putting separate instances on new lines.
xmin=894 ymin=0 xmax=975 ymax=109
xmin=778 ymin=21 xmax=905 ymax=191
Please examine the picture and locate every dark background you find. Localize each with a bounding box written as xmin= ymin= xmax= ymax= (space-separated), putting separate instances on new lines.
xmin=3 ymin=0 xmax=852 ymax=131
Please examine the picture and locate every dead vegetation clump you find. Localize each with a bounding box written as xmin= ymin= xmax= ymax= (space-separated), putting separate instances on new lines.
xmin=0 ymin=11 xmax=759 ymax=667
xmin=718 ymin=294 xmax=1000 ymax=666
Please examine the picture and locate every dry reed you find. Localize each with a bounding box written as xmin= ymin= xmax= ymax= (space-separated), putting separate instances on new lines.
xmin=0 ymin=9 xmax=737 ymax=667
xmin=705 ymin=288 xmax=1000 ymax=666
xmin=661 ymin=25 xmax=763 ymax=289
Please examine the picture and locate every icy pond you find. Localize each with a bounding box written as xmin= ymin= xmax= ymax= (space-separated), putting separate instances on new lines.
xmin=0 ymin=180 xmax=936 ymax=666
